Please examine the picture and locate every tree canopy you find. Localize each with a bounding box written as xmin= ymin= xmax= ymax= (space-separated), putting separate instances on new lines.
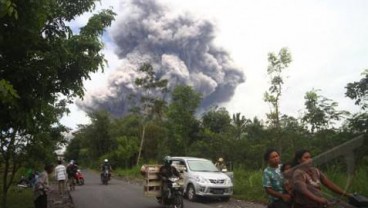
xmin=0 ymin=0 xmax=115 ymax=207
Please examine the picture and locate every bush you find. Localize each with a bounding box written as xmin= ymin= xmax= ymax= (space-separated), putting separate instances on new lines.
xmin=233 ymin=168 xmax=267 ymax=203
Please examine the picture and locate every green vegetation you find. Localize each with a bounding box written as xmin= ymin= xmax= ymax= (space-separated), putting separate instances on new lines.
xmin=232 ymin=168 xmax=266 ymax=203
xmin=115 ymin=166 xmax=143 ymax=180
xmin=7 ymin=188 xmax=33 ymax=208
xmin=63 ymin=54 xmax=367 ymax=203
xmin=1 ymin=0 xmax=367 ymax=204
xmin=0 ymin=0 xmax=115 ymax=207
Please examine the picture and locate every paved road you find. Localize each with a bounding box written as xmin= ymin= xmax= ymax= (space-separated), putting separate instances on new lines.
xmin=70 ymin=169 xmax=237 ymax=208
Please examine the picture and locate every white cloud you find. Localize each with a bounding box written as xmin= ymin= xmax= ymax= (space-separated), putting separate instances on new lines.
xmin=61 ymin=0 xmax=367 ymax=129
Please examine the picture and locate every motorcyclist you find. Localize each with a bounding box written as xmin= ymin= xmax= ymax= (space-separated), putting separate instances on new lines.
xmin=66 ymin=160 xmax=78 ymax=190
xmin=158 ymin=156 xmax=181 ymax=200
xmin=101 ymin=159 xmax=112 ymax=180
xmin=215 ymin=157 xmax=227 ymax=171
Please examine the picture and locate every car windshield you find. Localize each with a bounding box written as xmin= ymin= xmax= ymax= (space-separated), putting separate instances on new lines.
xmin=187 ymin=160 xmax=219 ymax=172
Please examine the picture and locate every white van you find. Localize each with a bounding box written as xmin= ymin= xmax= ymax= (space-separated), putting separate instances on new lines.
xmin=170 ymin=157 xmax=233 ymax=202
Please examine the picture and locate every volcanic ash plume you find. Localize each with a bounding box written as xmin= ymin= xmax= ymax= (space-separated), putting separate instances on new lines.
xmin=77 ymin=0 xmax=245 ymax=116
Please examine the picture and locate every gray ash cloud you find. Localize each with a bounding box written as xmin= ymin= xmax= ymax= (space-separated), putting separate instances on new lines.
xmin=77 ymin=0 xmax=245 ymax=116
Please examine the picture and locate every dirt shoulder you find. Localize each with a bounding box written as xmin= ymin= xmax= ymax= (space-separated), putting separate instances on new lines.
xmin=48 ymin=181 xmax=74 ymax=208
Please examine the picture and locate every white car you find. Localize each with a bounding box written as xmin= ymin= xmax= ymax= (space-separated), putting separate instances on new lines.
xmin=170 ymin=157 xmax=233 ymax=202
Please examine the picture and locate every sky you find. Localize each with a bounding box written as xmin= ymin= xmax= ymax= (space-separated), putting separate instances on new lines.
xmin=60 ymin=0 xmax=367 ymax=130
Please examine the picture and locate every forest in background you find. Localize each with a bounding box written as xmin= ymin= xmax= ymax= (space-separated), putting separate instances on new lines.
xmin=1 ymin=0 xmax=367 ymax=207
xmin=64 ymin=53 xmax=368 ymax=172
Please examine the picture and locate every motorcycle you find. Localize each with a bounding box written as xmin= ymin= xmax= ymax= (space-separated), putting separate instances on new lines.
xmin=322 ymin=194 xmax=368 ymax=208
xmin=17 ymin=176 xmax=31 ymax=188
xmin=74 ymin=169 xmax=84 ymax=185
xmin=348 ymin=193 xmax=368 ymax=208
xmin=101 ymin=169 xmax=109 ymax=185
xmin=17 ymin=172 xmax=39 ymax=189
xmin=158 ymin=177 xmax=184 ymax=208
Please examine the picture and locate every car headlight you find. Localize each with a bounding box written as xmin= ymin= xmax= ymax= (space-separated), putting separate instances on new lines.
xmin=224 ymin=178 xmax=232 ymax=185
xmin=194 ymin=175 xmax=209 ymax=183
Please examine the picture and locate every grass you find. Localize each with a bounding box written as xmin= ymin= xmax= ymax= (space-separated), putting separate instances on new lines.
xmin=114 ymin=165 xmax=143 ymax=180
xmin=5 ymin=187 xmax=33 ymax=208
xmin=323 ymin=165 xmax=368 ymax=197
xmin=232 ymin=165 xmax=368 ymax=204
xmin=232 ymin=168 xmax=267 ymax=203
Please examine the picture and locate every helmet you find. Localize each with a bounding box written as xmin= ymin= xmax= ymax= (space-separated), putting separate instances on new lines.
xmin=163 ymin=156 xmax=171 ymax=166
xmin=218 ymin=157 xmax=224 ymax=162
xmin=104 ymin=159 xmax=108 ymax=162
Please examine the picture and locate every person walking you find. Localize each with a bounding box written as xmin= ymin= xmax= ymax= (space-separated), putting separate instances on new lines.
xmin=54 ymin=160 xmax=67 ymax=195
xmin=34 ymin=164 xmax=54 ymax=208
xmin=67 ymin=160 xmax=78 ymax=191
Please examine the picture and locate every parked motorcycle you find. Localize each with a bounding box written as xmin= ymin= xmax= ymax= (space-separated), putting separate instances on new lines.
xmin=101 ymin=170 xmax=109 ymax=185
xmin=17 ymin=171 xmax=39 ymax=189
xmin=158 ymin=177 xmax=184 ymax=208
xmin=74 ymin=169 xmax=84 ymax=185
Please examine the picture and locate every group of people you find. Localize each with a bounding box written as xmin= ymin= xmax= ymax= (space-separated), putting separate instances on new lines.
xmin=263 ymin=148 xmax=352 ymax=208
xmin=33 ymin=158 xmax=112 ymax=208
xmin=32 ymin=159 xmax=82 ymax=208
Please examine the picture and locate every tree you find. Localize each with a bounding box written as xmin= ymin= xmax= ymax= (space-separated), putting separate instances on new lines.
xmin=166 ymin=85 xmax=202 ymax=155
xmin=85 ymin=110 xmax=115 ymax=160
xmin=202 ymin=107 xmax=232 ymax=134
xmin=345 ymin=69 xmax=368 ymax=134
xmin=0 ymin=0 xmax=18 ymax=19
xmin=134 ymin=63 xmax=168 ymax=165
xmin=303 ymin=89 xmax=349 ymax=133
xmin=346 ymin=69 xmax=368 ymax=110
xmin=232 ymin=113 xmax=250 ymax=140
xmin=264 ymin=48 xmax=292 ymax=153
xmin=0 ymin=0 xmax=115 ymax=206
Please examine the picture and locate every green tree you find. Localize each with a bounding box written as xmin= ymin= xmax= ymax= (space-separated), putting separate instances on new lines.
xmin=199 ymin=107 xmax=234 ymax=162
xmin=264 ymin=48 xmax=292 ymax=153
xmin=202 ymin=107 xmax=232 ymax=134
xmin=345 ymin=69 xmax=368 ymax=134
xmin=232 ymin=113 xmax=250 ymax=140
xmin=279 ymin=115 xmax=309 ymax=158
xmin=166 ymin=85 xmax=202 ymax=155
xmin=64 ymin=136 xmax=82 ymax=163
xmin=346 ymin=69 xmax=368 ymax=110
xmin=0 ymin=0 xmax=115 ymax=206
xmin=84 ymin=110 xmax=115 ymax=160
xmin=303 ymin=89 xmax=349 ymax=133
xmin=0 ymin=0 xmax=18 ymax=19
xmin=134 ymin=63 xmax=168 ymax=165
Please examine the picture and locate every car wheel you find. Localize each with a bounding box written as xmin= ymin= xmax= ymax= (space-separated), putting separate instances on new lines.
xmin=186 ymin=184 xmax=197 ymax=202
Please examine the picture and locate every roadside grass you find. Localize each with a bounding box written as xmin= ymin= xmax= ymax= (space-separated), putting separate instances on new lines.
xmin=232 ymin=168 xmax=267 ymax=203
xmin=111 ymin=165 xmax=368 ymax=204
xmin=5 ymin=187 xmax=33 ymax=208
xmin=0 ymin=167 xmax=33 ymax=208
xmin=323 ymin=165 xmax=368 ymax=197
xmin=232 ymin=165 xmax=368 ymax=203
xmin=114 ymin=165 xmax=142 ymax=180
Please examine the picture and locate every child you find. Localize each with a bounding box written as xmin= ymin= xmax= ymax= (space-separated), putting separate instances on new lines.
xmin=281 ymin=162 xmax=293 ymax=197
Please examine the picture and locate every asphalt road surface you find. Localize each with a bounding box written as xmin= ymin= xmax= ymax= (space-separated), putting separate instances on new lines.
xmin=69 ymin=169 xmax=248 ymax=208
